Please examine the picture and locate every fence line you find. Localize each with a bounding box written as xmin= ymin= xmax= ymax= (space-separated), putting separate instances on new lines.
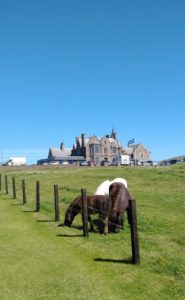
xmin=81 ymin=189 xmax=89 ymax=237
xmin=22 ymin=179 xmax=26 ymax=204
xmin=12 ymin=177 xmax=16 ymax=199
xmin=129 ymin=199 xmax=140 ymax=264
xmin=36 ymin=181 xmax=40 ymax=212
xmin=5 ymin=175 xmax=8 ymax=194
xmin=0 ymin=174 xmax=62 ymax=221
xmin=54 ymin=184 xmax=60 ymax=222
xmin=0 ymin=173 xmax=140 ymax=264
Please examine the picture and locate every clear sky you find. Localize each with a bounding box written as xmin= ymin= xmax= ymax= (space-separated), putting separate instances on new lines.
xmin=0 ymin=0 xmax=185 ymax=164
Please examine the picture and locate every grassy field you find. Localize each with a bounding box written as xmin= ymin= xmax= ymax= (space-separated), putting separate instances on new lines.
xmin=0 ymin=164 xmax=185 ymax=299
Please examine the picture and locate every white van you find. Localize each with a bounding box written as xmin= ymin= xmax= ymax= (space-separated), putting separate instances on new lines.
xmin=5 ymin=157 xmax=26 ymax=166
xmin=112 ymin=155 xmax=130 ymax=166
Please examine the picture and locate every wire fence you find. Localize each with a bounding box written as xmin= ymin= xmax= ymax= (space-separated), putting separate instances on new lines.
xmin=0 ymin=173 xmax=140 ymax=264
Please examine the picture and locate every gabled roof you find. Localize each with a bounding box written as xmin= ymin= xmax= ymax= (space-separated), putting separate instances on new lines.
xmin=48 ymin=147 xmax=71 ymax=159
xmin=107 ymin=137 xmax=122 ymax=147
xmin=128 ymin=144 xmax=142 ymax=151
xmin=87 ymin=135 xmax=100 ymax=144
xmin=122 ymin=147 xmax=133 ymax=155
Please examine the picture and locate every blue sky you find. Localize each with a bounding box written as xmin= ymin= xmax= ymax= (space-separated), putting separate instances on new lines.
xmin=0 ymin=0 xmax=185 ymax=164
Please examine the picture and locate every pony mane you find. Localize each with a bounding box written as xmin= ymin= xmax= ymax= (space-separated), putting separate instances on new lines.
xmin=94 ymin=180 xmax=111 ymax=195
xmin=94 ymin=177 xmax=128 ymax=195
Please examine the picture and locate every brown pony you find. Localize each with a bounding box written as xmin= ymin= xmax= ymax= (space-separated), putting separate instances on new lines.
xmin=64 ymin=195 xmax=112 ymax=234
xmin=109 ymin=182 xmax=133 ymax=232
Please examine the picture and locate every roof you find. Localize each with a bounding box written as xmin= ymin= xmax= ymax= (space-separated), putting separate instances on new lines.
xmin=37 ymin=156 xmax=85 ymax=164
xmin=122 ymin=147 xmax=133 ymax=155
xmin=60 ymin=156 xmax=85 ymax=161
xmin=48 ymin=147 xmax=85 ymax=162
xmin=76 ymin=132 xmax=123 ymax=148
xmin=107 ymin=137 xmax=122 ymax=147
xmin=48 ymin=147 xmax=71 ymax=158
xmin=128 ymin=144 xmax=141 ymax=151
xmin=107 ymin=138 xmax=116 ymax=143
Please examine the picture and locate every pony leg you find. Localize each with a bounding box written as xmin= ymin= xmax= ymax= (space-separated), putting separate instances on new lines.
xmin=101 ymin=214 xmax=108 ymax=235
xmin=104 ymin=215 xmax=109 ymax=235
xmin=127 ymin=208 xmax=131 ymax=225
xmin=88 ymin=215 xmax=95 ymax=232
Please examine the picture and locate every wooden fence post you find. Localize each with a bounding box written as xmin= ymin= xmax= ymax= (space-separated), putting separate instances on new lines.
xmin=129 ymin=199 xmax=140 ymax=264
xmin=36 ymin=181 xmax=40 ymax=212
xmin=0 ymin=174 xmax=1 ymax=191
xmin=12 ymin=177 xmax=16 ymax=199
xmin=5 ymin=175 xmax=8 ymax=194
xmin=81 ymin=189 xmax=89 ymax=237
xmin=22 ymin=180 xmax=26 ymax=204
xmin=54 ymin=184 xmax=60 ymax=222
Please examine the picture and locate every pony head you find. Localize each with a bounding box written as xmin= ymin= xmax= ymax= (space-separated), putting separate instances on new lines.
xmin=64 ymin=206 xmax=78 ymax=226
xmin=109 ymin=211 xmax=122 ymax=233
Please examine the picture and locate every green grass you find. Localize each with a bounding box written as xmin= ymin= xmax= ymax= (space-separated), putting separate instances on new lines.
xmin=0 ymin=164 xmax=185 ymax=299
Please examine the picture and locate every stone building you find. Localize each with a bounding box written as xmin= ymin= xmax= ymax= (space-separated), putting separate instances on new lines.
xmin=37 ymin=129 xmax=151 ymax=165
xmin=128 ymin=144 xmax=151 ymax=161
xmin=71 ymin=129 xmax=151 ymax=165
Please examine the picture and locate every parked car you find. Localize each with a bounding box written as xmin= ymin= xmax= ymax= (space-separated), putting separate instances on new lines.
xmin=129 ymin=159 xmax=142 ymax=166
xmin=80 ymin=161 xmax=89 ymax=166
xmin=61 ymin=161 xmax=69 ymax=165
xmin=143 ymin=160 xmax=158 ymax=166
xmin=48 ymin=161 xmax=60 ymax=165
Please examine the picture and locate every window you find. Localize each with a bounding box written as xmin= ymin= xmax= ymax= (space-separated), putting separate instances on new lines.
xmin=90 ymin=144 xmax=100 ymax=155
xmin=104 ymin=147 xmax=108 ymax=154
xmin=95 ymin=144 xmax=100 ymax=153
xmin=112 ymin=147 xmax=117 ymax=154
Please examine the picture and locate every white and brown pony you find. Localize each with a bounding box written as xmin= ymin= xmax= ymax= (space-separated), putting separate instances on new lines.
xmin=109 ymin=182 xmax=132 ymax=232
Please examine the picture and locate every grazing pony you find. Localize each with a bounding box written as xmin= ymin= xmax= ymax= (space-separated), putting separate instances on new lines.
xmin=94 ymin=177 xmax=128 ymax=195
xmin=109 ymin=182 xmax=133 ymax=232
xmin=64 ymin=195 xmax=112 ymax=234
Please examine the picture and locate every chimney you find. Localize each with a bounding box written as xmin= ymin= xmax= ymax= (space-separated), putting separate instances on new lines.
xmin=81 ymin=133 xmax=86 ymax=158
xmin=81 ymin=133 xmax=86 ymax=147
xmin=60 ymin=142 xmax=65 ymax=151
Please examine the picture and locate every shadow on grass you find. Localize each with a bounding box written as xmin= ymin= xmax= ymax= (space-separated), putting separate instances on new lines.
xmin=94 ymin=258 xmax=133 ymax=264
xmin=57 ymin=234 xmax=83 ymax=238
xmin=57 ymin=223 xmax=84 ymax=237
xmin=22 ymin=210 xmax=36 ymax=213
xmin=37 ymin=220 xmax=55 ymax=223
xmin=58 ymin=224 xmax=83 ymax=230
xmin=57 ymin=223 xmax=117 ymax=235
xmin=11 ymin=203 xmax=23 ymax=206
